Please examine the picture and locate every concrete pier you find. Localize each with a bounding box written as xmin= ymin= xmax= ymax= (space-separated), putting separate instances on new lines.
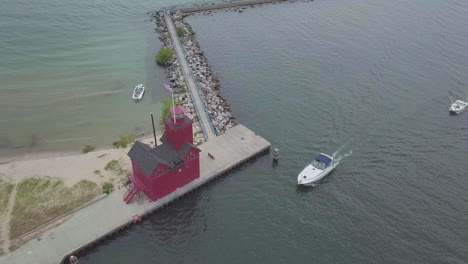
xmin=0 ymin=125 xmax=270 ymax=264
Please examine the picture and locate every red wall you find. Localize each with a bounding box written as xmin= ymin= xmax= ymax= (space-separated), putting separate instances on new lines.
xmin=165 ymin=122 xmax=193 ymax=150
xmin=147 ymin=154 xmax=200 ymax=201
xmin=131 ymin=150 xmax=200 ymax=201
xmin=131 ymin=161 xmax=149 ymax=187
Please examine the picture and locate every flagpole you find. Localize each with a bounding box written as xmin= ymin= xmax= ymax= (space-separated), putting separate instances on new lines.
xmin=171 ymin=91 xmax=176 ymax=123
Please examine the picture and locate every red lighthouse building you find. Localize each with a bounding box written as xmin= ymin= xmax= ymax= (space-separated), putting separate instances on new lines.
xmin=124 ymin=105 xmax=201 ymax=203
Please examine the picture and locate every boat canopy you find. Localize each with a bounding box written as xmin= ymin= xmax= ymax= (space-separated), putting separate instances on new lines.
xmin=316 ymin=154 xmax=332 ymax=165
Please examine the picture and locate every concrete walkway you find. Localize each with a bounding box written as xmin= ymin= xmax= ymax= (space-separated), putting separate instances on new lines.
xmin=164 ymin=11 xmax=216 ymax=140
xmin=0 ymin=125 xmax=269 ymax=264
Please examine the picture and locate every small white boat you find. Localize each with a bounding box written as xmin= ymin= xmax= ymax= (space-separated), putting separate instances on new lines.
xmin=132 ymin=84 xmax=145 ymax=101
xmin=297 ymin=153 xmax=337 ymax=186
xmin=449 ymin=100 xmax=468 ymax=114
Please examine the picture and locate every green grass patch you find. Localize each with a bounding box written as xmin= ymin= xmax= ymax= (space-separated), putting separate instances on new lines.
xmin=104 ymin=159 xmax=128 ymax=176
xmin=177 ymin=26 xmax=186 ymax=37
xmin=179 ymin=87 xmax=187 ymax=94
xmin=0 ymin=180 xmax=15 ymax=215
xmin=112 ymin=133 xmax=135 ymax=148
xmin=160 ymin=98 xmax=173 ymax=126
xmin=10 ymin=177 xmax=100 ymax=239
xmin=93 ymin=169 xmax=103 ymax=177
xmin=155 ymin=48 xmax=174 ymax=66
xmin=82 ymin=144 xmax=95 ymax=153
xmin=102 ymin=182 xmax=114 ymax=194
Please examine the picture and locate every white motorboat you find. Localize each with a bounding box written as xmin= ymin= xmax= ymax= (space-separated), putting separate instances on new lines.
xmin=449 ymin=100 xmax=468 ymax=114
xmin=297 ymin=153 xmax=337 ymax=186
xmin=132 ymin=84 xmax=145 ymax=101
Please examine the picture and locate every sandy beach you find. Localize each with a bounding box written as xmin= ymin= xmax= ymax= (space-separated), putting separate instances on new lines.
xmin=0 ymin=136 xmax=158 ymax=187
xmin=0 ymin=135 xmax=160 ymax=255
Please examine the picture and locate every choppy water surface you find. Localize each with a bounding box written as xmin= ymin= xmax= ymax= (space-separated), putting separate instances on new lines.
xmin=5 ymin=0 xmax=468 ymax=262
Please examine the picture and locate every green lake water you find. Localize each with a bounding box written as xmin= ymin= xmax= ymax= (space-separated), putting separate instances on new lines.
xmin=2 ymin=0 xmax=468 ymax=263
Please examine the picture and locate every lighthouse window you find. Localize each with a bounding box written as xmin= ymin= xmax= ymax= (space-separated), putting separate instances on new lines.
xmin=189 ymin=151 xmax=195 ymax=159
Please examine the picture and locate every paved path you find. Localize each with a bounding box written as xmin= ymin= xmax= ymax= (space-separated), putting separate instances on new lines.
xmin=1 ymin=185 xmax=16 ymax=254
xmin=0 ymin=125 xmax=269 ymax=264
xmin=164 ymin=11 xmax=216 ymax=140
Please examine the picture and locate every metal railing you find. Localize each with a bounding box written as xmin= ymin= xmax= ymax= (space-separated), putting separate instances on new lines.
xmin=164 ymin=10 xmax=217 ymax=139
xmin=179 ymin=40 xmax=217 ymax=135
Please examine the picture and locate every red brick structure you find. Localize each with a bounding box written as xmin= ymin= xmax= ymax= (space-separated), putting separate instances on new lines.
xmin=124 ymin=105 xmax=201 ymax=203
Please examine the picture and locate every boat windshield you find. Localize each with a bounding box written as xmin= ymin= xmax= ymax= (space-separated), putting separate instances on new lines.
xmin=311 ymin=160 xmax=326 ymax=170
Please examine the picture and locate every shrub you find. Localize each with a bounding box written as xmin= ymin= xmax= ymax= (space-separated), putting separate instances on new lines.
xmin=82 ymin=145 xmax=95 ymax=153
xmin=177 ymin=27 xmax=186 ymax=37
xmin=160 ymin=98 xmax=173 ymax=126
xmin=105 ymin=160 xmax=119 ymax=171
xmin=127 ymin=133 xmax=135 ymax=142
xmin=156 ymin=48 xmax=174 ymax=65
xmin=104 ymin=159 xmax=127 ymax=176
xmin=113 ymin=133 xmax=135 ymax=148
xmin=102 ymin=182 xmax=114 ymax=194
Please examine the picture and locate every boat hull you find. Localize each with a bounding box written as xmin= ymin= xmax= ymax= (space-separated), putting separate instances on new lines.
xmin=132 ymin=91 xmax=144 ymax=101
xmin=297 ymin=164 xmax=336 ymax=186
xmin=449 ymin=100 xmax=468 ymax=114
xmin=132 ymin=84 xmax=145 ymax=101
xmin=449 ymin=108 xmax=463 ymax=114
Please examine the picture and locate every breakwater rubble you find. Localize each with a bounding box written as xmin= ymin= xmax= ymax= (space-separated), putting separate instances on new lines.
xmin=150 ymin=11 xmax=236 ymax=138
xmin=150 ymin=11 xmax=205 ymax=144
xmin=149 ymin=0 xmax=313 ymax=137
xmin=179 ymin=0 xmax=313 ymax=14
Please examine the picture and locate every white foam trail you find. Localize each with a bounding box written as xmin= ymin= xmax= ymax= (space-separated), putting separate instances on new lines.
xmin=335 ymin=150 xmax=353 ymax=164
xmin=333 ymin=143 xmax=354 ymax=165
xmin=332 ymin=142 xmax=349 ymax=157
xmin=449 ymin=96 xmax=454 ymax=104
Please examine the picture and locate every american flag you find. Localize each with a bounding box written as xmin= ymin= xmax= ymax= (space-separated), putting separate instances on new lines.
xmin=163 ymin=83 xmax=173 ymax=93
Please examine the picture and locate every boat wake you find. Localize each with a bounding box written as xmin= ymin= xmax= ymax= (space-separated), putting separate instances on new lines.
xmin=332 ymin=143 xmax=353 ymax=165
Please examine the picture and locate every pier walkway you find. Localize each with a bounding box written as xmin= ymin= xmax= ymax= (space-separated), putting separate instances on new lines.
xmin=164 ymin=11 xmax=216 ymax=140
xmin=0 ymin=125 xmax=270 ymax=264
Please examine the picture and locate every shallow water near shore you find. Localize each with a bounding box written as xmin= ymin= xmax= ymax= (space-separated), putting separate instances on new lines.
xmin=73 ymin=0 xmax=468 ymax=263
xmin=0 ymin=0 xmax=214 ymax=158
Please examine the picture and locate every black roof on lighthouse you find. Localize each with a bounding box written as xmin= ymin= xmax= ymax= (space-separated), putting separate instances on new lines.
xmin=128 ymin=138 xmax=199 ymax=176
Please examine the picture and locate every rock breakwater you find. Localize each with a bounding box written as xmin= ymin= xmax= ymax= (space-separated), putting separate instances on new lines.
xmin=150 ymin=10 xmax=236 ymax=138
xmin=150 ymin=11 xmax=204 ymax=144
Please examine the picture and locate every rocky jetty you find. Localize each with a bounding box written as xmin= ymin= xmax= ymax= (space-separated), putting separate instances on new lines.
xmin=150 ymin=10 xmax=236 ymax=137
xmin=150 ymin=11 xmax=205 ymax=144
xmin=172 ymin=10 xmax=236 ymax=135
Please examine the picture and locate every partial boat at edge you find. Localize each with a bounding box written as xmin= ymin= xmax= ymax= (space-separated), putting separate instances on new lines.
xmin=449 ymin=99 xmax=468 ymax=114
